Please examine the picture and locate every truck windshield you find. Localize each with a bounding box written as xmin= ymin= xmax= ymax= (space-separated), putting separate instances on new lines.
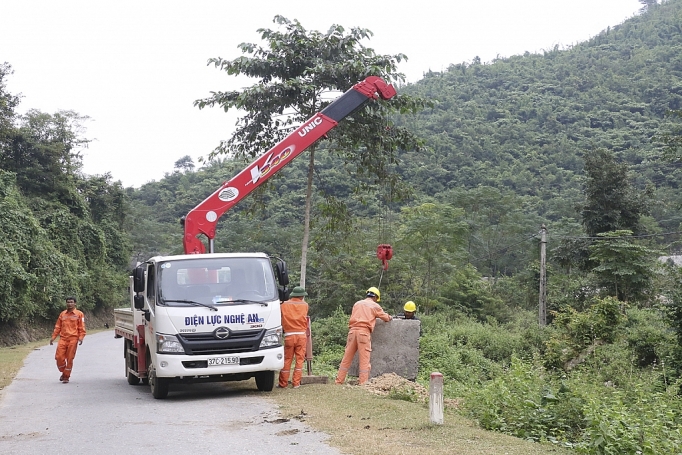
xmin=157 ymin=257 xmax=277 ymax=307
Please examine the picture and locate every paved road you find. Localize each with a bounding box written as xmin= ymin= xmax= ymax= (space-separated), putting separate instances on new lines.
xmin=0 ymin=331 xmax=340 ymax=455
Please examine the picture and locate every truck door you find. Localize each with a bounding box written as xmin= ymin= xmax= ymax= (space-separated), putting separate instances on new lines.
xmin=146 ymin=263 xmax=157 ymax=355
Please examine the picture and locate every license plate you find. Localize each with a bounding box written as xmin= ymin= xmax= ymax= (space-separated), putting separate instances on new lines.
xmin=208 ymin=356 xmax=239 ymax=366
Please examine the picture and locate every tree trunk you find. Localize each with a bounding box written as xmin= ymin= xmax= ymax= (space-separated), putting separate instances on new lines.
xmin=300 ymin=148 xmax=315 ymax=288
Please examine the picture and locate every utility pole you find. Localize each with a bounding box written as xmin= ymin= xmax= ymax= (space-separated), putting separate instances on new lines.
xmin=538 ymin=224 xmax=547 ymax=327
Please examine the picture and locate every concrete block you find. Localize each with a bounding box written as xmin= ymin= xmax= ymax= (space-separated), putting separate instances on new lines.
xmin=348 ymin=318 xmax=420 ymax=381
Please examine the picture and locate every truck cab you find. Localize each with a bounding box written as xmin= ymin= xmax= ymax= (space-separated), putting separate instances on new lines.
xmin=122 ymin=253 xmax=288 ymax=398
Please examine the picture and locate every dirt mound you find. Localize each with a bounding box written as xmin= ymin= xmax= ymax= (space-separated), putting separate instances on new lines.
xmin=361 ymin=372 xmax=429 ymax=402
xmin=360 ymin=373 xmax=461 ymax=409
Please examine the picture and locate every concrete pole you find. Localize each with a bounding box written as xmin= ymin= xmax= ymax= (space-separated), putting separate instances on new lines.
xmin=539 ymin=224 xmax=547 ymax=327
xmin=429 ymin=372 xmax=443 ymax=424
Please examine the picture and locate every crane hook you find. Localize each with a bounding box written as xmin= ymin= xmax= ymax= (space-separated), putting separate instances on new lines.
xmin=377 ymin=244 xmax=393 ymax=271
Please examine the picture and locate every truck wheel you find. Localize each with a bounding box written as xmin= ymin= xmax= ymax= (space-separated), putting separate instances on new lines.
xmin=255 ymin=371 xmax=275 ymax=391
xmin=125 ymin=340 xmax=140 ymax=385
xmin=148 ymin=363 xmax=169 ymax=399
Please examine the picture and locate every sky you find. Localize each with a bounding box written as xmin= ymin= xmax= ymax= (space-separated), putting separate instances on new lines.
xmin=1 ymin=0 xmax=644 ymax=188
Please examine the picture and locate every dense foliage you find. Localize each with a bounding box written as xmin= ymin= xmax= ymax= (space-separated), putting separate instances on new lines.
xmin=0 ymin=64 xmax=131 ymax=327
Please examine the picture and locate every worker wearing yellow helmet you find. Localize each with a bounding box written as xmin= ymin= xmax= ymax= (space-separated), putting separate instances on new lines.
xmin=335 ymin=286 xmax=392 ymax=385
xmin=396 ymin=301 xmax=419 ymax=320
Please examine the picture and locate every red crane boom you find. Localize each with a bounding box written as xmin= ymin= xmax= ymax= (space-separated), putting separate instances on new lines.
xmin=182 ymin=76 xmax=397 ymax=254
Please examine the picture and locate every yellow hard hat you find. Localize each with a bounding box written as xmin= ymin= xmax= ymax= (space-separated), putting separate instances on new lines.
xmin=404 ymin=301 xmax=416 ymax=312
xmin=366 ymin=286 xmax=381 ymax=302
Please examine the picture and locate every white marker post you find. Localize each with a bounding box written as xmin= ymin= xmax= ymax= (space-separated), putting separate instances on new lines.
xmin=429 ymin=372 xmax=444 ymax=424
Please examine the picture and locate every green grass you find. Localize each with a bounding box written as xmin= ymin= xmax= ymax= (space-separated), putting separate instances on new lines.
xmin=268 ymin=382 xmax=573 ymax=455
xmin=0 ymin=338 xmax=49 ymax=391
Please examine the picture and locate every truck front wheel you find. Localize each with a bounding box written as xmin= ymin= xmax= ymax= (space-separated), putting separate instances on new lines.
xmin=148 ymin=363 xmax=169 ymax=399
xmin=255 ymin=371 xmax=275 ymax=391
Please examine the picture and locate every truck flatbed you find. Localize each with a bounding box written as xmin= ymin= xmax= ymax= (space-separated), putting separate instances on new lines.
xmin=114 ymin=307 xmax=134 ymax=339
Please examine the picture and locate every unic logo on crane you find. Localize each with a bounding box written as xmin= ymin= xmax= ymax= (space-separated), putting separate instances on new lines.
xmin=298 ymin=116 xmax=323 ymax=137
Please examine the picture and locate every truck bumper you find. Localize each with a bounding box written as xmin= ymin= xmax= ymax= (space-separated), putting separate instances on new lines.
xmin=154 ymin=346 xmax=284 ymax=378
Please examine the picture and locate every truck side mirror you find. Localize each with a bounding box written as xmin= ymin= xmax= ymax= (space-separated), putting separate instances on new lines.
xmin=133 ymin=265 xmax=146 ymax=293
xmin=278 ymin=286 xmax=291 ymax=302
xmin=275 ymin=260 xmax=289 ymax=286
xmin=133 ymin=294 xmax=145 ymax=310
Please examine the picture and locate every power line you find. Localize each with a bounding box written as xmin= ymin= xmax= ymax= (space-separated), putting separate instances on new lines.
xmin=553 ymin=230 xmax=682 ymax=240
xmin=466 ymin=229 xmax=682 ymax=264
xmin=468 ymin=232 xmax=538 ymax=262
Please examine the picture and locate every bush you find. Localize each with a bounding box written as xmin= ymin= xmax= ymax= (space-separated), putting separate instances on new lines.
xmin=310 ymin=306 xmax=349 ymax=355
xmin=418 ymin=332 xmax=503 ymax=389
xmin=422 ymin=313 xmax=545 ymax=364
xmin=310 ymin=345 xmax=345 ymax=378
xmin=463 ymin=357 xmax=584 ymax=443
xmin=440 ymin=265 xmax=512 ymax=323
xmin=463 ymin=358 xmax=682 ymax=451
xmin=544 ymin=296 xmax=627 ymax=371
xmin=577 ymin=385 xmax=682 ymax=454
xmin=625 ymin=308 xmax=675 ymax=368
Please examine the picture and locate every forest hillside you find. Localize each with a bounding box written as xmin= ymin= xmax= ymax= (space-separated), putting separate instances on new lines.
xmin=128 ymin=0 xmax=682 ymax=311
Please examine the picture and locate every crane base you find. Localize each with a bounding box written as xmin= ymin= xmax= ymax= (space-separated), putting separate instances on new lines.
xmin=300 ymin=375 xmax=329 ymax=385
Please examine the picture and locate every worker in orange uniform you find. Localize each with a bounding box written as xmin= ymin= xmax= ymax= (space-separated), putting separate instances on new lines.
xmin=335 ymin=287 xmax=392 ymax=385
xmin=49 ymin=296 xmax=86 ymax=383
xmin=278 ymin=286 xmax=309 ymax=389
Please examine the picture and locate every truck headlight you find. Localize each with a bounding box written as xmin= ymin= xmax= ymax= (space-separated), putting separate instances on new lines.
xmin=259 ymin=326 xmax=283 ymax=348
xmin=156 ymin=333 xmax=185 ymax=354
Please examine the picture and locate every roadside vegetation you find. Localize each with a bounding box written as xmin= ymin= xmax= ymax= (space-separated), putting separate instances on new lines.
xmin=271 ymin=382 xmax=572 ymax=455
xmin=309 ymin=302 xmax=682 ymax=453
xmin=0 ymin=339 xmax=46 ymax=390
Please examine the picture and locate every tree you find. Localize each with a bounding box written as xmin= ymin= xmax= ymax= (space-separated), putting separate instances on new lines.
xmin=442 ymin=186 xmax=541 ymax=276
xmin=78 ymin=173 xmax=132 ymax=269
xmin=639 ymin=0 xmax=658 ymax=12
xmin=440 ymin=264 xmax=510 ymax=322
xmin=0 ymin=80 xmax=131 ymax=324
xmin=1 ymin=109 xmax=88 ymax=205
xmin=195 ymin=16 xmax=425 ymax=287
xmin=580 ymin=148 xmax=648 ymax=237
xmin=589 ymin=230 xmax=658 ymax=302
xmin=174 ymin=155 xmax=195 ymax=172
xmin=0 ymin=63 xmax=20 ymax=150
xmin=397 ymin=202 xmax=468 ymax=311
xmin=660 ymin=110 xmax=682 ymax=163
xmin=663 ymin=264 xmax=682 ymax=378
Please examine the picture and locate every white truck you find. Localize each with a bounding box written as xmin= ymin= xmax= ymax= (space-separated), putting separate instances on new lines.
xmin=114 ymin=77 xmax=397 ymax=398
xmin=115 ymin=253 xmax=289 ymax=398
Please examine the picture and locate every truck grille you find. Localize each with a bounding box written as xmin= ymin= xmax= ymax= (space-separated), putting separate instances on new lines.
xmin=177 ymin=329 xmax=265 ymax=355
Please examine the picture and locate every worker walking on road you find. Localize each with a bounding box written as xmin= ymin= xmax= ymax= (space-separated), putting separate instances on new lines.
xmin=335 ymin=287 xmax=392 ymax=385
xmin=50 ymin=296 xmax=86 ymax=383
xmin=278 ymin=286 xmax=309 ymax=389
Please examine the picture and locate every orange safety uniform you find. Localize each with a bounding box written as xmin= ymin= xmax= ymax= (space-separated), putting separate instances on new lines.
xmin=335 ymin=297 xmax=391 ymax=385
xmin=51 ymin=309 xmax=86 ymax=380
xmin=278 ymin=297 xmax=309 ymax=388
